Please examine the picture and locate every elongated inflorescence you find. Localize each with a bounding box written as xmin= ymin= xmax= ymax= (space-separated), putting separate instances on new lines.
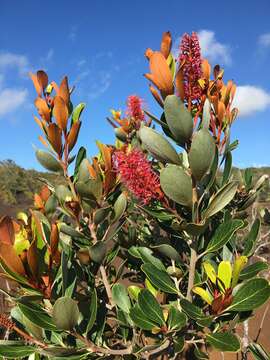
xmin=114 ymin=148 xmax=162 ymax=204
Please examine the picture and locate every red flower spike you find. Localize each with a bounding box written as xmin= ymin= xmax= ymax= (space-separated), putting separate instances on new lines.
xmin=127 ymin=95 xmax=145 ymax=122
xmin=179 ymin=32 xmax=203 ymax=105
xmin=114 ymin=148 xmax=163 ymax=204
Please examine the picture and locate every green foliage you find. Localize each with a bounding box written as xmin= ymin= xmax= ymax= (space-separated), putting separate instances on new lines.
xmin=0 ymin=32 xmax=270 ymax=360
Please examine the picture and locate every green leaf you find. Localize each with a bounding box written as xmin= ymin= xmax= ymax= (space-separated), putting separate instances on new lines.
xmin=78 ymin=158 xmax=90 ymax=182
xmin=164 ymin=95 xmax=193 ymax=145
xmin=85 ymin=289 xmax=97 ymax=333
xmin=152 ymin=243 xmax=181 ymax=261
xmin=129 ymin=246 xmax=165 ymax=270
xmin=222 ymin=151 xmax=232 ymax=185
xmin=189 ymin=129 xmax=216 ymax=181
xmin=204 ymin=181 xmax=238 ymax=219
xmin=239 ymin=262 xmax=268 ymax=281
xmin=138 ymin=126 xmax=181 ymax=165
xmin=72 ymin=103 xmax=85 ymax=124
xmin=205 ymin=219 xmax=244 ymax=254
xmin=138 ymin=289 xmax=165 ymax=327
xmin=74 ymin=146 xmax=86 ymax=179
xmin=167 ymin=306 xmax=187 ymax=331
xmin=206 ymin=332 xmax=240 ymax=352
xmin=180 ymin=299 xmax=210 ymax=324
xmin=52 ymin=297 xmax=80 ymax=330
xmin=160 ymin=164 xmax=192 ymax=207
xmin=0 ymin=341 xmax=36 ymax=358
xmin=112 ymin=192 xmax=127 ymax=222
xmin=35 ymin=150 xmax=63 ymax=173
xmin=142 ymin=263 xmax=178 ymax=294
xmin=89 ymin=242 xmax=107 ymax=264
xmin=18 ymin=303 xmax=57 ymax=331
xmin=173 ymin=337 xmax=185 ymax=353
xmin=248 ymin=343 xmax=270 ymax=360
xmin=112 ymin=283 xmax=131 ymax=313
xmin=227 ymin=278 xmax=270 ymax=312
xmin=201 ymin=99 xmax=211 ymax=129
xmin=243 ymin=219 xmax=261 ymax=257
xmin=55 ymin=185 xmax=73 ymax=202
xmin=129 ymin=304 xmax=157 ymax=330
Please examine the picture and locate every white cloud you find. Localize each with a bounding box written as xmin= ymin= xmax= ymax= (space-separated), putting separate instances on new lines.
xmin=88 ymin=72 xmax=112 ymax=100
xmin=0 ymin=52 xmax=29 ymax=76
xmin=197 ymin=30 xmax=231 ymax=65
xmin=258 ymin=33 xmax=270 ymax=47
xmin=0 ymin=88 xmax=28 ymax=117
xmin=232 ymin=85 xmax=270 ymax=117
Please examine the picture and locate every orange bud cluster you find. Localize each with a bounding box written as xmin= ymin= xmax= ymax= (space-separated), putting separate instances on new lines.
xmin=30 ymin=70 xmax=82 ymax=161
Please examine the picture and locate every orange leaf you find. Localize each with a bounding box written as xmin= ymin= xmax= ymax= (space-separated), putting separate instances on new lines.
xmin=29 ymin=72 xmax=42 ymax=97
xmin=87 ymin=163 xmax=97 ymax=179
xmin=34 ymin=97 xmax=50 ymax=123
xmin=38 ymin=135 xmax=49 ymax=148
xmin=218 ymin=101 xmax=226 ymax=123
xmin=53 ymin=96 xmax=69 ymax=131
xmin=201 ymin=59 xmax=211 ymax=80
xmin=67 ymin=121 xmax=81 ymax=152
xmin=58 ymin=76 xmax=70 ymax=105
xmin=0 ymin=243 xmax=25 ymax=275
xmin=145 ymin=48 xmax=154 ymax=60
xmin=34 ymin=116 xmax=47 ymax=136
xmin=40 ymin=186 xmax=51 ymax=202
xmin=160 ymin=31 xmax=172 ymax=59
xmin=47 ymin=123 xmax=62 ymax=154
xmin=175 ymin=68 xmax=185 ymax=101
xmin=96 ymin=142 xmax=112 ymax=171
xmin=50 ymin=224 xmax=60 ymax=264
xmin=37 ymin=70 xmax=48 ymax=90
xmin=0 ymin=216 xmax=14 ymax=245
xmin=149 ymin=85 xmax=164 ymax=108
xmin=146 ymin=51 xmax=174 ymax=95
xmin=27 ymin=240 xmax=39 ymax=279
xmin=34 ymin=194 xmax=44 ymax=209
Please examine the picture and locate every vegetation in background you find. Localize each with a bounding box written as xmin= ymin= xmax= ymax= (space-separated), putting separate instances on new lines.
xmin=0 ymin=31 xmax=269 ymax=360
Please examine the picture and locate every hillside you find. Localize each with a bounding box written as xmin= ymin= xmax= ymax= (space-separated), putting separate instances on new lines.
xmin=0 ymin=160 xmax=64 ymax=216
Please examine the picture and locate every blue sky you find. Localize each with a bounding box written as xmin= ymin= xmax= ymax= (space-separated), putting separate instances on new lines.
xmin=0 ymin=0 xmax=270 ymax=169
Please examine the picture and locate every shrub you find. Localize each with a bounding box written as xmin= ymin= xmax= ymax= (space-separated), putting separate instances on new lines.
xmin=0 ymin=31 xmax=269 ymax=359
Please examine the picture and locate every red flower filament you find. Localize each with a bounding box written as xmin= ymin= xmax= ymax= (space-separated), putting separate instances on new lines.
xmin=114 ymin=148 xmax=162 ymax=204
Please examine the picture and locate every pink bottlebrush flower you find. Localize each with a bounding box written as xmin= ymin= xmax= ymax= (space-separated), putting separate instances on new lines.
xmin=179 ymin=32 xmax=202 ymax=103
xmin=127 ymin=95 xmax=145 ymax=122
xmin=114 ymin=148 xmax=162 ymax=204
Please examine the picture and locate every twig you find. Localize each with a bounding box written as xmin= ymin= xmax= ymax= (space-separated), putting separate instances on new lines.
xmin=100 ymin=265 xmax=114 ymax=308
xmin=187 ymin=248 xmax=197 ymax=301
